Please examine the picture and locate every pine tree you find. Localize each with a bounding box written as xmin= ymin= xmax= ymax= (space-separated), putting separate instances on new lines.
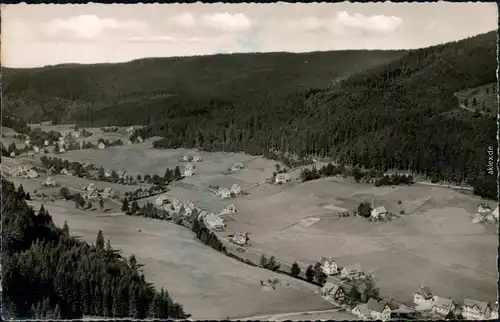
xmin=174 ymin=166 xmax=182 ymax=179
xmin=291 ymin=262 xmax=301 ymax=277
xmin=62 ymin=221 xmax=69 ymax=237
xmin=305 ymin=265 xmax=315 ymax=282
xmin=121 ymin=198 xmax=129 ymax=212
xmin=96 ymin=230 xmax=105 ymax=251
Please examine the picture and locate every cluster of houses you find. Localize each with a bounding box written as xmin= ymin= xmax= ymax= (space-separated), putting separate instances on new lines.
xmin=216 ymin=184 xmax=243 ymax=199
xmin=351 ymin=298 xmax=400 ymax=321
xmin=413 ymin=285 xmax=496 ymax=320
xmin=319 ymin=257 xmax=366 ymax=281
xmin=180 ymin=154 xmax=203 ymax=162
xmin=82 ymin=183 xmax=115 ymax=200
xmin=472 ymin=204 xmax=499 ymax=223
xmin=6 ymin=165 xmax=39 ymax=179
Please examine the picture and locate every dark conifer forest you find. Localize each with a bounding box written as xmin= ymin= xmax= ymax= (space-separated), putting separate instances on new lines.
xmin=2 ymin=31 xmax=497 ymax=200
xmin=1 ymin=177 xmax=189 ymax=319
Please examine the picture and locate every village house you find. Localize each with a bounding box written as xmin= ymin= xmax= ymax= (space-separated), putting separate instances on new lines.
xmin=59 ymin=147 xmax=66 ymax=153
xmin=192 ymin=155 xmax=203 ymax=162
xmin=341 ymin=263 xmax=364 ymax=280
xmin=319 ymin=257 xmax=338 ymax=275
xmin=117 ymin=170 xmax=127 ymax=179
xmin=137 ymin=136 xmax=144 ymax=143
xmin=184 ymin=169 xmax=194 ymax=177
xmin=230 ymin=184 xmax=242 ymax=195
xmin=155 ymin=195 xmax=169 ymax=206
xmin=98 ymin=142 xmax=106 ymax=150
xmin=185 ymin=163 xmax=195 ymax=171
xmin=33 ymin=146 xmax=40 ymax=154
xmin=44 ymin=140 xmax=50 ymax=146
xmin=351 ymin=303 xmax=371 ymax=320
xmin=413 ymin=286 xmax=434 ymax=309
xmin=10 ymin=151 xmax=16 ymax=157
xmin=44 ymin=176 xmax=56 ymax=187
xmin=217 ymin=188 xmax=232 ymax=199
xmin=320 ymin=282 xmax=345 ymax=303
xmin=231 ymin=162 xmax=244 ymax=171
xmin=220 ymin=204 xmax=237 ymax=216
xmin=367 ymin=298 xmax=392 ymax=321
xmin=477 ymin=203 xmax=492 ymax=214
xmin=230 ymin=232 xmax=248 ymax=246
xmin=127 ymin=140 xmax=133 ymax=145
xmin=25 ymin=139 xmax=31 ymax=147
xmin=371 ymin=206 xmax=388 ymax=220
xmin=26 ymin=169 xmax=39 ymax=178
xmin=462 ymin=299 xmax=492 ymax=320
xmin=180 ymin=155 xmax=191 ymax=162
xmin=126 ymin=126 xmax=135 ymax=133
xmin=431 ymin=297 xmax=456 ymax=317
xmin=171 ymin=199 xmax=182 ymax=212
xmin=101 ymin=188 xmax=114 ymax=199
xmin=61 ymin=168 xmax=70 ymax=175
xmin=84 ymin=183 xmax=97 ymax=192
xmin=275 ymin=173 xmax=291 ymax=184
xmin=492 ymin=206 xmax=499 ymax=221
xmin=205 ymin=213 xmax=225 ymax=230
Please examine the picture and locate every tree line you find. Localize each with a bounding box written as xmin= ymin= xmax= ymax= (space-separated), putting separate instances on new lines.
xmin=1 ymin=177 xmax=189 ymax=319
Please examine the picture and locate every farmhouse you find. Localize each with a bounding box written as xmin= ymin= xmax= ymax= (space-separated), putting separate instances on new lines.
xmin=275 ymin=173 xmax=291 ymax=184
xmin=341 ymin=263 xmax=364 ymax=280
xmin=98 ymin=142 xmax=106 ymax=150
xmin=413 ymin=286 xmax=434 ymax=309
xmin=231 ymin=162 xmax=244 ymax=171
xmin=217 ymin=188 xmax=232 ymax=199
xmin=59 ymin=147 xmax=66 ymax=153
xmin=10 ymin=151 xmax=16 ymax=157
xmin=44 ymin=176 xmax=56 ymax=187
xmin=220 ymin=204 xmax=237 ymax=215
xmin=25 ymin=139 xmax=31 ymax=146
xmin=184 ymin=169 xmax=194 ymax=177
xmin=61 ymin=168 xmax=69 ymax=175
xmin=351 ymin=303 xmax=371 ymax=320
xmin=33 ymin=146 xmax=40 ymax=154
xmin=185 ymin=163 xmax=195 ymax=171
xmin=319 ymin=257 xmax=338 ymax=275
xmin=371 ymin=206 xmax=388 ymax=220
xmin=26 ymin=169 xmax=39 ymax=178
xmin=367 ymin=298 xmax=392 ymax=321
xmin=44 ymin=140 xmax=49 ymax=146
xmin=126 ymin=126 xmax=135 ymax=133
xmin=462 ymin=299 xmax=492 ymax=320
xmin=230 ymin=232 xmax=248 ymax=246
xmin=137 ymin=136 xmax=144 ymax=143
xmin=180 ymin=155 xmax=191 ymax=162
xmin=320 ymin=282 xmax=345 ymax=303
xmin=127 ymin=140 xmax=133 ymax=145
xmin=206 ymin=213 xmax=225 ymax=230
xmin=84 ymin=183 xmax=97 ymax=192
xmin=192 ymin=155 xmax=203 ymax=162
xmin=230 ymin=184 xmax=242 ymax=195
xmin=117 ymin=170 xmax=127 ymax=179
xmin=431 ymin=296 xmax=456 ymax=317
xmin=477 ymin=203 xmax=491 ymax=214
xmin=492 ymin=206 xmax=499 ymax=220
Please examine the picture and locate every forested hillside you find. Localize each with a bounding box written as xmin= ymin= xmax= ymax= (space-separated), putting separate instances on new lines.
xmin=1 ymin=178 xmax=189 ymax=319
xmin=2 ymin=31 xmax=497 ymax=199
xmin=2 ymin=50 xmax=406 ymax=123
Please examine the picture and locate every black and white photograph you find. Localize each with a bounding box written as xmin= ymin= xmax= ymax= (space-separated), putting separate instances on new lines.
xmin=1 ymin=1 xmax=498 ymax=320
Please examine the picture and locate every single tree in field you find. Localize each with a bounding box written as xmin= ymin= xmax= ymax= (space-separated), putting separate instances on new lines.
xmin=99 ymin=199 xmax=104 ymax=211
xmin=121 ymin=198 xmax=129 ymax=212
xmin=349 ymin=285 xmax=362 ymax=302
xmin=291 ymin=262 xmax=301 ymax=277
xmin=131 ymin=201 xmax=140 ymax=214
xmin=137 ymin=174 xmax=142 ymax=182
xmin=59 ymin=187 xmax=70 ymax=200
xmin=357 ymin=202 xmax=372 ymax=218
xmin=305 ymin=265 xmax=315 ymax=282
xmin=98 ymin=167 xmax=105 ymax=180
xmin=259 ymin=255 xmax=268 ymax=268
xmin=96 ymin=230 xmax=105 ymax=250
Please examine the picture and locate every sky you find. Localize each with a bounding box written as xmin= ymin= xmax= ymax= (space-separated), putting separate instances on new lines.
xmin=1 ymin=1 xmax=498 ymax=68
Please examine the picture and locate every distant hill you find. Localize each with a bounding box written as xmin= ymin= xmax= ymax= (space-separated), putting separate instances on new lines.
xmin=2 ymin=50 xmax=406 ymax=123
xmin=2 ymin=31 xmax=497 ymax=200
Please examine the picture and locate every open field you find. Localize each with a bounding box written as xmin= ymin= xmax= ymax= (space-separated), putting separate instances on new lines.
xmin=224 ymin=178 xmax=498 ymax=304
xmin=8 ymin=143 xmax=498 ymax=315
xmin=33 ymin=201 xmax=333 ymax=319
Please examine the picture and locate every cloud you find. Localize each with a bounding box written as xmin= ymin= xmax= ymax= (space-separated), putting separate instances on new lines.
xmin=170 ymin=12 xmax=196 ymax=28
xmin=44 ymin=15 xmax=148 ymax=40
xmin=201 ymin=12 xmax=252 ymax=32
xmin=335 ymin=11 xmax=403 ymax=34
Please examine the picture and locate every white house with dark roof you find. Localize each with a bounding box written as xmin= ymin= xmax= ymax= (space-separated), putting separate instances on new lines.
xmin=462 ymin=299 xmax=492 ymax=320
xmin=367 ymin=298 xmax=391 ymax=321
xmin=217 ymin=188 xmax=232 ymax=199
xmin=275 ymin=173 xmax=291 ymax=184
xmin=492 ymin=206 xmax=499 ymax=220
xmin=413 ymin=286 xmax=434 ymax=309
xmin=230 ymin=184 xmax=242 ymax=195
xmin=371 ymin=206 xmax=388 ymax=220
xmin=351 ymin=303 xmax=371 ymax=320
xmin=192 ymin=155 xmax=203 ymax=162
xmin=184 ymin=169 xmax=194 ymax=177
xmin=319 ymin=257 xmax=338 ymax=275
xmin=341 ymin=263 xmax=364 ymax=280
xmin=320 ymin=282 xmax=345 ymax=303
xmin=98 ymin=142 xmax=106 ymax=149
xmin=431 ymin=296 xmax=456 ymax=317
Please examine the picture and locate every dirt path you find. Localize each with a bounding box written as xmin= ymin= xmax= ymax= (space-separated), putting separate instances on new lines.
xmin=237 ymin=308 xmax=342 ymax=321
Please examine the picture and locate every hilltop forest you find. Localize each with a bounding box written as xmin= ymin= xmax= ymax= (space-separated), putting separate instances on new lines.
xmin=2 ymin=31 xmax=498 ymax=200
xmin=1 ymin=178 xmax=189 ymax=319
